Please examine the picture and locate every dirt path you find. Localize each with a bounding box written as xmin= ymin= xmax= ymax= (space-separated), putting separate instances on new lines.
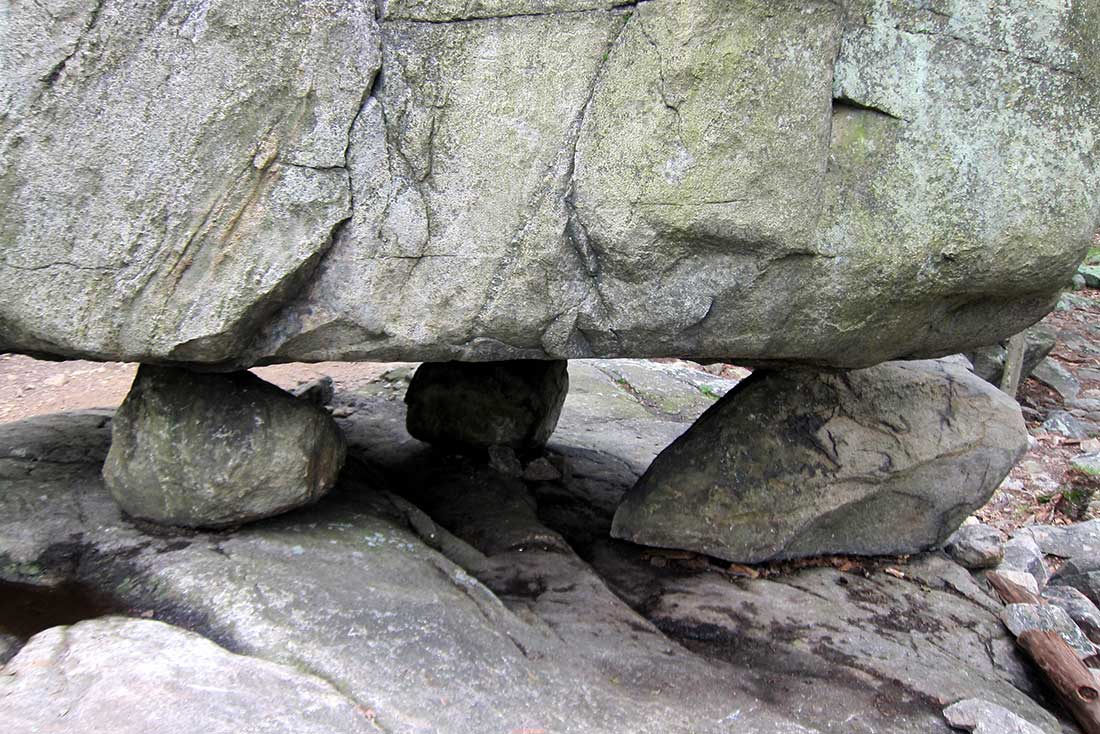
xmin=0 ymin=355 xmax=406 ymax=424
xmin=977 ymin=287 xmax=1100 ymax=533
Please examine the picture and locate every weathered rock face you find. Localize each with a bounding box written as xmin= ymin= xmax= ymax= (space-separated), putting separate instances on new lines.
xmin=0 ymin=632 xmax=18 ymax=665
xmin=998 ymin=535 xmax=1051 ymax=589
xmin=611 ymin=360 xmax=1028 ymax=563
xmin=1041 ymin=586 xmax=1100 ymax=645
xmin=103 ymin=366 xmax=345 ymax=528
xmin=1051 ymin=556 xmax=1100 ymax=607
xmin=405 ymin=360 xmax=568 ymax=449
xmin=2 ymin=1 xmax=1098 ymax=367
xmin=1001 ymin=603 xmax=1097 ymax=660
xmin=0 ymin=0 xmax=377 ymax=364
xmin=943 ymin=699 xmax=1046 ymax=734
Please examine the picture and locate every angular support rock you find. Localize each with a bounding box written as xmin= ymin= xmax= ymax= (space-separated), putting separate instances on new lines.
xmin=611 ymin=359 xmax=1028 ymax=563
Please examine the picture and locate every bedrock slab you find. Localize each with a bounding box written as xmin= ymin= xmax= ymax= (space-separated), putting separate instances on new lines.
xmin=1 ymin=1 xmax=1098 ymax=367
xmin=0 ymin=360 xmax=1067 ymax=733
xmin=612 ymin=360 xmax=1028 ymax=563
xmin=0 ymin=618 xmax=377 ymax=734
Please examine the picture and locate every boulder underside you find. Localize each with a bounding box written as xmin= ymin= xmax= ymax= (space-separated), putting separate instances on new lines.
xmin=2 ymin=0 xmax=1098 ymax=368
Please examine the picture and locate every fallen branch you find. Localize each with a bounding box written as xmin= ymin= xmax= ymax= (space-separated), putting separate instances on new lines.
xmin=987 ymin=572 xmax=1100 ymax=733
xmin=1017 ymin=630 xmax=1100 ymax=734
xmin=987 ymin=571 xmax=1040 ymax=605
xmin=1000 ymin=333 xmax=1027 ymax=397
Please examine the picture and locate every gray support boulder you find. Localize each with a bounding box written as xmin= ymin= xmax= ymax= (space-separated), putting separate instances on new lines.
xmin=611 ymin=360 xmax=1028 ymax=564
xmin=103 ymin=366 xmax=345 ymax=528
xmin=404 ymin=360 xmax=568 ymax=450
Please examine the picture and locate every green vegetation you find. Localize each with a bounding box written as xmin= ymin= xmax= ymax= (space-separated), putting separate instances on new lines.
xmin=698 ymin=384 xmax=721 ymax=400
xmin=1058 ymin=486 xmax=1094 ymax=521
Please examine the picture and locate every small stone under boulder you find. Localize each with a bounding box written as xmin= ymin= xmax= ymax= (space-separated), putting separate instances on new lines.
xmin=612 ymin=360 xmax=1027 ymax=564
xmin=404 ymin=360 xmax=568 ymax=450
xmin=103 ymin=366 xmax=345 ymax=529
xmin=943 ymin=523 xmax=1004 ymax=570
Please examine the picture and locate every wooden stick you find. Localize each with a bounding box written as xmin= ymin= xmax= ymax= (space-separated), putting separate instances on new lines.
xmin=1018 ymin=630 xmax=1100 ymax=734
xmin=1000 ymin=333 xmax=1028 ymax=397
xmin=987 ymin=570 xmax=1041 ymax=605
xmin=987 ymin=571 xmax=1100 ymax=730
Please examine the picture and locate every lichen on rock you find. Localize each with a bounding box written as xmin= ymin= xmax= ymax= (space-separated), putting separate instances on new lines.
xmin=1 ymin=0 xmax=1097 ymax=367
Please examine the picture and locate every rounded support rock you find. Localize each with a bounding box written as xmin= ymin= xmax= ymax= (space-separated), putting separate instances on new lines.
xmin=404 ymin=360 xmax=569 ymax=451
xmin=103 ymin=365 xmax=346 ymax=529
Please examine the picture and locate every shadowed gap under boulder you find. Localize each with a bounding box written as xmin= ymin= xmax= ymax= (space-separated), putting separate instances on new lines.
xmin=0 ymin=580 xmax=125 ymax=640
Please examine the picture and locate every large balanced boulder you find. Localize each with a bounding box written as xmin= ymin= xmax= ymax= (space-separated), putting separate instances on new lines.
xmin=612 ymin=360 xmax=1028 ymax=563
xmin=1 ymin=1 xmax=1097 ymax=368
xmin=103 ymin=366 xmax=345 ymax=528
xmin=405 ymin=360 xmax=568 ymax=450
